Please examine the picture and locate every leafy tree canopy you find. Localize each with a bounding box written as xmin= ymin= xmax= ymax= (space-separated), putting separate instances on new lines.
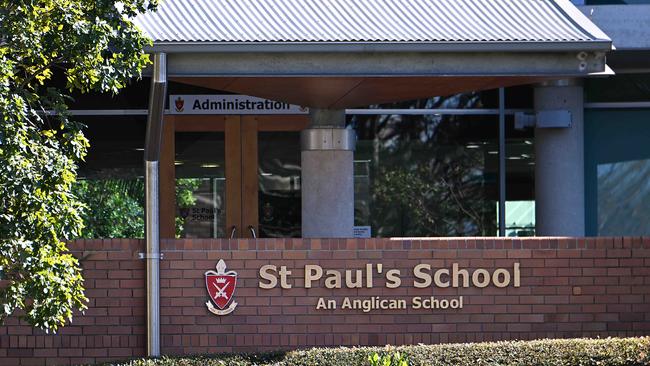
xmin=72 ymin=177 xmax=200 ymax=239
xmin=0 ymin=0 xmax=157 ymax=332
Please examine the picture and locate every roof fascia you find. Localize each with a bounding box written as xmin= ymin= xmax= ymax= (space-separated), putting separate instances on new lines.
xmin=145 ymin=40 xmax=612 ymax=54
xmin=160 ymin=50 xmax=608 ymax=77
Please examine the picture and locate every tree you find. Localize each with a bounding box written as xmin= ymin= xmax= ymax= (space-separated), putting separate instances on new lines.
xmin=351 ymin=94 xmax=497 ymax=237
xmin=72 ymin=177 xmax=200 ymax=239
xmin=73 ymin=178 xmax=146 ymax=239
xmin=0 ymin=0 xmax=157 ymax=332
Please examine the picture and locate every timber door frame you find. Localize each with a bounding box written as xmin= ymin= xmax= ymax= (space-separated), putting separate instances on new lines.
xmin=160 ymin=114 xmax=308 ymax=239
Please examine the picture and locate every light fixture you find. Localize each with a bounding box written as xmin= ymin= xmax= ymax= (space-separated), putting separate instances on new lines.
xmin=465 ymin=144 xmax=480 ymax=149
xmin=174 ymin=161 xmax=184 ymax=166
xmin=201 ymin=163 xmax=220 ymax=168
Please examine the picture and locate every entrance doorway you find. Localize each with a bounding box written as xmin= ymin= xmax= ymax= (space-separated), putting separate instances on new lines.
xmin=161 ymin=115 xmax=308 ymax=239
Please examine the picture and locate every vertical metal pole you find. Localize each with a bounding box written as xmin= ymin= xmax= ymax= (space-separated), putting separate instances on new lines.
xmin=145 ymin=161 xmax=160 ymax=356
xmin=145 ymin=53 xmax=166 ymax=357
xmin=498 ymin=87 xmax=506 ymax=237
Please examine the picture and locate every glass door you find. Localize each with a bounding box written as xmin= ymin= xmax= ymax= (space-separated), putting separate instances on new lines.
xmin=174 ymin=131 xmax=226 ymax=238
xmin=257 ymin=131 xmax=302 ymax=237
xmin=169 ymin=115 xmax=307 ymax=238
xmin=240 ymin=115 xmax=308 ymax=238
xmin=172 ymin=116 xmax=231 ymax=238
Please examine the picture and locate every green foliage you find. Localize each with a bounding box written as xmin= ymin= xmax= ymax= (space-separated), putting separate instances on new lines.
xmin=0 ymin=0 xmax=157 ymax=332
xmin=73 ymin=179 xmax=145 ymax=239
xmin=368 ymin=351 xmax=408 ymax=366
xmin=100 ymin=352 xmax=286 ymax=366
xmin=71 ymin=177 xmax=200 ymax=239
xmin=175 ymin=178 xmax=201 ymax=237
xmin=97 ymin=337 xmax=650 ymax=366
xmin=351 ymin=96 xmax=498 ymax=237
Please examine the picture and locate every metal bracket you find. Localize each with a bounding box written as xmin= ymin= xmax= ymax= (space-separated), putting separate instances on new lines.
xmin=514 ymin=112 xmax=536 ymax=130
xmin=514 ymin=110 xmax=573 ymax=129
xmin=138 ymin=252 xmax=164 ymax=260
xmin=301 ymin=128 xmax=356 ymax=151
xmin=537 ymin=110 xmax=572 ymax=128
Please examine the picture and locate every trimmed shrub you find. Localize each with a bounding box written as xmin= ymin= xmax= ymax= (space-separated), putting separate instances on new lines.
xmin=102 ymin=337 xmax=650 ymax=366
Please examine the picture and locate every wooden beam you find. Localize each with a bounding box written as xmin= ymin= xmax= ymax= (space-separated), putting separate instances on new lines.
xmin=241 ymin=116 xmax=259 ymax=238
xmin=224 ymin=116 xmax=242 ymax=238
xmin=159 ymin=115 xmax=176 ymax=239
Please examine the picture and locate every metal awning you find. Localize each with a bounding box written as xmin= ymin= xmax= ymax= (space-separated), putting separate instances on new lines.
xmin=135 ymin=0 xmax=610 ymax=52
xmin=134 ymin=0 xmax=612 ymax=108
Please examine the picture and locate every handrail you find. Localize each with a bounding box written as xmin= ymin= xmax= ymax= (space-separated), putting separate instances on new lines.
xmin=248 ymin=225 xmax=257 ymax=239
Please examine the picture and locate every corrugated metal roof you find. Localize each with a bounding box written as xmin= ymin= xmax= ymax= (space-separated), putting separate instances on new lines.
xmin=133 ymin=0 xmax=611 ymax=51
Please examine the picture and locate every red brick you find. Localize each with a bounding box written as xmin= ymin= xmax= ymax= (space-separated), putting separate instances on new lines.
xmin=607 ymin=249 xmax=631 ymax=258
xmin=3 ymin=237 xmax=650 ymax=365
xmin=507 ymin=250 xmax=532 ymax=259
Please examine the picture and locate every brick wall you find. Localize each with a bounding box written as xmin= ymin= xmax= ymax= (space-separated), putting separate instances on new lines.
xmin=1 ymin=237 xmax=650 ymax=365
xmin=0 ymin=240 xmax=147 ymax=366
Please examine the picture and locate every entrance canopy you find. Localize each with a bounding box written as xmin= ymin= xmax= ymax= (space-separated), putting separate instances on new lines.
xmin=134 ymin=0 xmax=611 ymax=107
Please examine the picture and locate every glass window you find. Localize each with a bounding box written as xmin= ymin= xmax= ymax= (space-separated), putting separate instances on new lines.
xmin=258 ymin=132 xmax=302 ymax=238
xmin=585 ymin=74 xmax=650 ymax=103
xmin=350 ymin=91 xmax=536 ymax=238
xmin=351 ymin=113 xmax=499 ymax=237
xmin=597 ymin=159 xmax=650 ymax=235
xmin=366 ymin=90 xmax=499 ymax=110
xmin=500 ymin=116 xmax=536 ymax=236
xmin=174 ymin=132 xmax=226 ymax=238
xmin=585 ymin=109 xmax=650 ymax=236
xmin=74 ymin=116 xmax=147 ymax=239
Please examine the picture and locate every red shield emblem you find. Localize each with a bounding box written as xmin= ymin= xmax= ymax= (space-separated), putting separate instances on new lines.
xmin=205 ymin=259 xmax=238 ymax=315
xmin=174 ymin=97 xmax=184 ymax=112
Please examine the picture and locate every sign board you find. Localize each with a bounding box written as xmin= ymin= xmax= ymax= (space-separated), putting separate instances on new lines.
xmin=206 ymin=259 xmax=521 ymax=315
xmin=170 ymin=94 xmax=308 ymax=115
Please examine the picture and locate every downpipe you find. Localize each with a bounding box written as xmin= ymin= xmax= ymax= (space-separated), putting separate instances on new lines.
xmin=144 ymin=53 xmax=166 ymax=357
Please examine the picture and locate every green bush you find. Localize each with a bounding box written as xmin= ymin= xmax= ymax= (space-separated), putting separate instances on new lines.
xmin=101 ymin=337 xmax=650 ymax=366
xmin=368 ymin=351 xmax=408 ymax=366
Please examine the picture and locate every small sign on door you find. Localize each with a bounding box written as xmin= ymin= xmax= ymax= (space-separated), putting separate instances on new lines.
xmin=353 ymin=226 xmax=371 ymax=238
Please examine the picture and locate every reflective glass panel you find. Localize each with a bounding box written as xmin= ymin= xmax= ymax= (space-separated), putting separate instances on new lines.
xmin=175 ymin=132 xmax=226 ymax=238
xmin=585 ymin=74 xmax=650 ymax=103
xmin=597 ymin=159 xmax=650 ymax=235
xmin=258 ymin=131 xmax=301 ymax=238
xmin=500 ymin=115 xmax=536 ymax=236
xmin=74 ymin=116 xmax=146 ymax=239
xmin=351 ymin=114 xmax=499 ymax=237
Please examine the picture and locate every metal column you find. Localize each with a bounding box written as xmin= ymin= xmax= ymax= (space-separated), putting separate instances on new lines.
xmin=498 ymin=88 xmax=506 ymax=237
xmin=144 ymin=53 xmax=167 ymax=357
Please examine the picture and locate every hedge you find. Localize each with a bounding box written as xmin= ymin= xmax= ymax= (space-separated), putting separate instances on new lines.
xmin=102 ymin=337 xmax=650 ymax=366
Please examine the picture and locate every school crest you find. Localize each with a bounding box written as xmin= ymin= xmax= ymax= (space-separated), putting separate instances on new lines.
xmin=174 ymin=96 xmax=185 ymax=112
xmin=205 ymin=259 xmax=238 ymax=315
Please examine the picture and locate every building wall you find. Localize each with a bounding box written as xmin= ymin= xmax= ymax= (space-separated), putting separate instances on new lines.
xmin=1 ymin=237 xmax=650 ymax=365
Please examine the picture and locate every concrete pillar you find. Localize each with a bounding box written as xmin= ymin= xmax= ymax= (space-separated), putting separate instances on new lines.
xmin=534 ymin=79 xmax=585 ymax=236
xmin=301 ymin=109 xmax=355 ymax=238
